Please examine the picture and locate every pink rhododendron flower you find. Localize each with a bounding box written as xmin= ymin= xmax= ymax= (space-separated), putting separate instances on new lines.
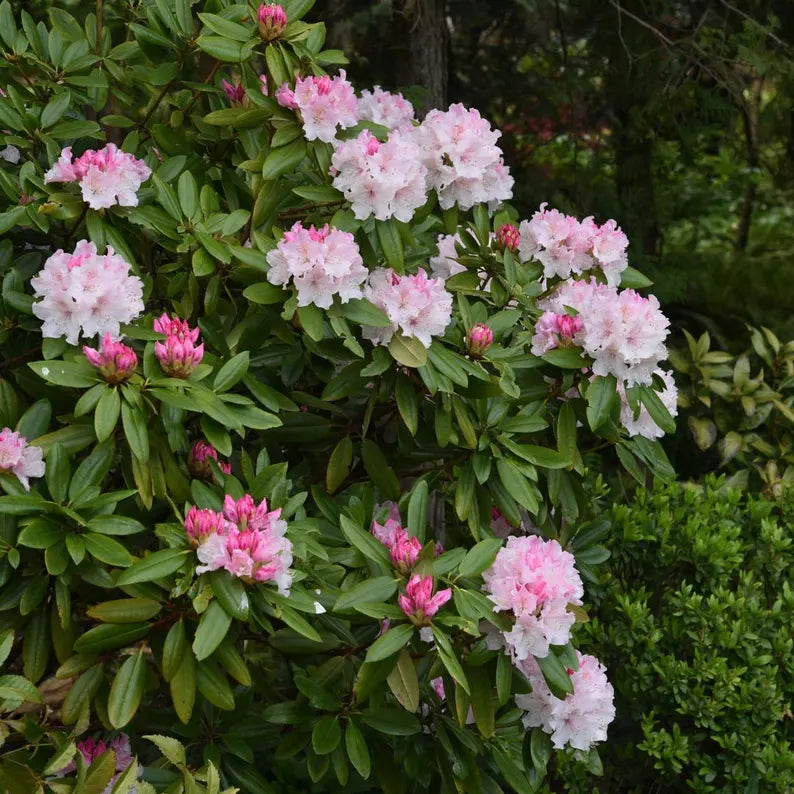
xmin=265 ymin=221 xmax=367 ymax=309
xmin=537 ymin=278 xmax=670 ymax=386
xmin=398 ymin=575 xmax=452 ymax=624
xmin=56 ymin=734 xmax=136 ymax=792
xmin=495 ymin=223 xmax=520 ymax=252
xmin=185 ymin=495 xmax=293 ymax=594
xmin=619 ymin=368 xmax=678 ymax=438
xmin=31 ymin=241 xmax=144 ymax=344
xmin=222 ymin=79 xmax=245 ymax=105
xmin=279 ymin=71 xmax=358 ymax=143
xmin=257 ymin=3 xmax=287 ymax=40
xmin=428 ymin=233 xmax=467 ymax=280
xmin=83 ymin=333 xmax=137 ymax=384
xmin=415 ymin=104 xmax=513 ymax=210
xmin=483 ymin=535 xmax=584 ymax=660
xmin=0 ymin=428 xmax=44 ymax=491
xmin=153 ymin=314 xmax=204 ymax=378
xmin=466 ymin=323 xmax=493 ymax=357
xmin=530 ymin=311 xmax=584 ymax=357
xmin=357 ymin=86 xmax=415 ymax=129
xmin=44 ymin=144 xmax=150 ymax=210
xmin=518 ymin=204 xmax=629 ymax=285
xmin=362 ymin=268 xmax=452 ymax=348
xmin=371 ymin=504 xmax=422 ymax=573
xmin=188 ymin=440 xmax=232 ymax=480
xmin=430 ymin=676 xmax=446 ymax=699
xmin=516 ymin=653 xmax=616 ymax=752
xmin=330 ymin=128 xmax=428 ymax=222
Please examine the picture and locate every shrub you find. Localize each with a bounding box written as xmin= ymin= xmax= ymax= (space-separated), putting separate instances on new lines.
xmin=0 ymin=1 xmax=679 ymax=791
xmin=556 ymin=477 xmax=794 ymax=793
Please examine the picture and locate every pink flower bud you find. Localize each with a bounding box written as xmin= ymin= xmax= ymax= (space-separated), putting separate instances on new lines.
xmin=275 ymin=83 xmax=298 ymax=110
xmin=398 ymin=575 xmax=452 ymax=625
xmin=184 ymin=506 xmax=229 ymax=545
xmin=222 ymin=79 xmax=246 ymax=106
xmin=389 ymin=532 xmax=422 ymax=573
xmin=83 ymin=333 xmax=137 ymax=384
xmin=257 ymin=3 xmax=287 ymax=40
xmin=555 ymin=313 xmax=583 ymax=340
xmin=153 ymin=314 xmax=204 ymax=378
xmin=188 ymin=440 xmax=232 ymax=480
xmin=495 ymin=223 xmax=520 ymax=252
xmin=259 ymin=74 xmax=268 ymax=96
xmin=466 ymin=323 xmax=493 ymax=357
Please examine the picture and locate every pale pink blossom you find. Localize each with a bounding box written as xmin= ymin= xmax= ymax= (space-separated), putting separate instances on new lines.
xmin=362 ymin=268 xmax=452 ymax=348
xmin=0 ymin=428 xmax=44 ymax=491
xmin=466 ymin=323 xmax=493 ymax=357
xmin=516 ymin=653 xmax=615 ymax=752
xmin=619 ymin=368 xmax=678 ymax=438
xmin=188 ymin=440 xmax=232 ymax=480
xmin=44 ymin=144 xmax=150 ymax=210
xmin=83 ymin=333 xmax=137 ymax=384
xmin=415 ymin=104 xmax=513 ymax=210
xmin=153 ymin=314 xmax=204 ymax=378
xmin=530 ymin=311 xmax=584 ymax=356
xmin=398 ymin=575 xmax=452 ymax=624
xmin=428 ymin=233 xmax=467 ymax=280
xmin=31 ymin=241 xmax=144 ymax=344
xmin=371 ymin=501 xmax=403 ymax=548
xmin=330 ymin=128 xmax=428 ymax=222
xmin=518 ymin=205 xmax=629 ymax=285
xmin=280 ymin=70 xmax=358 ymax=143
xmin=483 ymin=535 xmax=584 ymax=660
xmin=257 ymin=3 xmax=287 ymax=40
xmin=266 ymin=222 xmax=367 ymax=309
xmin=538 ymin=278 xmax=670 ymax=385
xmin=357 ymin=87 xmax=415 ymax=130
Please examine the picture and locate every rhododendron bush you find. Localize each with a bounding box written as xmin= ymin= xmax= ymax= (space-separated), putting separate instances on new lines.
xmin=0 ymin=1 xmax=677 ymax=792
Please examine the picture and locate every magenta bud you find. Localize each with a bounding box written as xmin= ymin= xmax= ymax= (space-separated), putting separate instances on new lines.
xmin=257 ymin=3 xmax=287 ymax=41
xmin=466 ymin=323 xmax=493 ymax=357
xmin=495 ymin=223 xmax=520 ymax=252
xmin=83 ymin=333 xmax=137 ymax=384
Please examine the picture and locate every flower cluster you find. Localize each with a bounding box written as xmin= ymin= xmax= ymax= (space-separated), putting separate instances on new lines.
xmin=518 ymin=204 xmax=629 ymax=285
xmin=398 ymin=575 xmax=452 ymax=625
xmin=536 ymin=278 xmax=670 ymax=385
xmin=55 ymin=734 xmax=134 ymax=793
xmin=372 ymin=502 xmax=421 ymax=573
xmin=362 ymin=268 xmax=452 ymax=348
xmin=184 ymin=495 xmax=293 ymax=594
xmin=415 ymin=104 xmax=513 ymax=210
xmin=188 ymin=440 xmax=232 ymax=480
xmin=153 ymin=314 xmax=204 ymax=378
xmin=83 ymin=333 xmax=137 ymax=384
xmin=516 ymin=653 xmax=616 ymax=752
xmin=330 ymin=128 xmax=428 ymax=222
xmin=619 ymin=369 xmax=679 ymax=438
xmin=265 ymin=222 xmax=367 ymax=308
xmin=357 ymin=86 xmax=415 ymax=129
xmin=483 ymin=535 xmax=584 ymax=660
xmin=31 ymin=241 xmax=144 ymax=344
xmin=44 ymin=144 xmax=151 ymax=210
xmin=530 ymin=311 xmax=584 ymax=357
xmin=277 ymin=70 xmax=358 ymax=143
xmin=0 ymin=428 xmax=44 ymax=491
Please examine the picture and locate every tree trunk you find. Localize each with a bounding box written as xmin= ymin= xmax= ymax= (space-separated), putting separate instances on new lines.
xmin=393 ymin=0 xmax=448 ymax=115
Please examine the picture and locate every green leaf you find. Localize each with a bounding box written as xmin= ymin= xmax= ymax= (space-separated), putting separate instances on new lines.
xmin=243 ymin=282 xmax=286 ymax=305
xmin=637 ymin=384 xmax=676 ymax=434
xmin=339 ymin=514 xmax=390 ymax=567
xmin=28 ymin=360 xmax=98 ymax=388
xmin=312 ymin=715 xmax=341 ymax=755
xmin=345 ymin=721 xmax=371 ymax=779
xmin=335 ymin=576 xmax=397 ymax=612
xmin=458 ymin=538 xmax=502 ymax=578
xmin=467 ymin=664 xmax=495 ymax=737
xmin=22 ymin=611 xmax=49 ymax=683
xmin=262 ymin=138 xmax=307 ymax=180
xmin=170 ymin=651 xmax=196 ymax=723
xmin=214 ymin=351 xmax=250 ymax=393
xmin=192 ymin=599 xmax=232 ymax=661
xmin=496 ymin=458 xmax=539 ymax=513
xmin=406 ymin=480 xmax=428 ymax=542
xmin=198 ymin=12 xmax=251 ymax=41
xmin=209 ymin=570 xmax=250 ymax=621
xmin=535 ymin=651 xmax=574 ymax=699
xmin=177 ymin=170 xmax=199 ymax=220
xmin=87 ymin=515 xmax=146 ymax=536
xmin=83 ymin=749 xmax=118 ymax=794
xmin=394 ymin=375 xmax=418 ymax=435
xmin=74 ymin=623 xmax=150 ymax=655
xmin=586 ymin=375 xmax=618 ymax=431
xmin=541 ymin=348 xmax=588 ymax=369
xmin=41 ymin=91 xmax=71 ymax=128
xmin=338 ymin=298 xmax=390 ymax=327
xmin=84 ymin=533 xmax=133 ymax=567
xmin=61 ymin=663 xmax=103 ymax=725
xmin=115 ymin=549 xmax=190 ymax=585
xmin=386 ymin=647 xmax=419 ymax=712
xmin=121 ymin=402 xmax=149 ymax=462
xmin=45 ymin=443 xmax=70 ymax=503
xmin=292 ymin=184 xmax=341 ymax=202
xmin=87 ymin=598 xmax=161 ymax=624
xmin=388 ymin=333 xmax=428 ymax=368
xmin=359 ymin=707 xmax=420 ymax=735
xmin=162 ymin=619 xmax=187 ymax=682
xmin=619 ymin=266 xmax=653 ymax=289
xmin=454 ymin=463 xmax=475 ymax=521
xmin=94 ymin=387 xmax=120 ymax=443
xmin=376 ymin=219 xmax=404 ymax=271
xmin=364 ymin=624 xmax=414 ymax=663
xmin=361 ymin=439 xmax=400 ymax=499
xmin=108 ymin=652 xmax=146 ymax=728
xmin=196 ymin=34 xmax=244 ymax=61
xmin=144 ymin=734 xmax=186 ymax=767
xmin=278 ymin=604 xmax=323 ymax=642
xmin=298 ymin=304 xmax=324 ymax=341
xmin=0 ymin=629 xmax=14 ymax=669
xmin=326 ymin=436 xmax=352 ymax=494
xmin=431 ymin=626 xmax=469 ymax=693
xmin=496 ymin=651 xmax=512 ymax=705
